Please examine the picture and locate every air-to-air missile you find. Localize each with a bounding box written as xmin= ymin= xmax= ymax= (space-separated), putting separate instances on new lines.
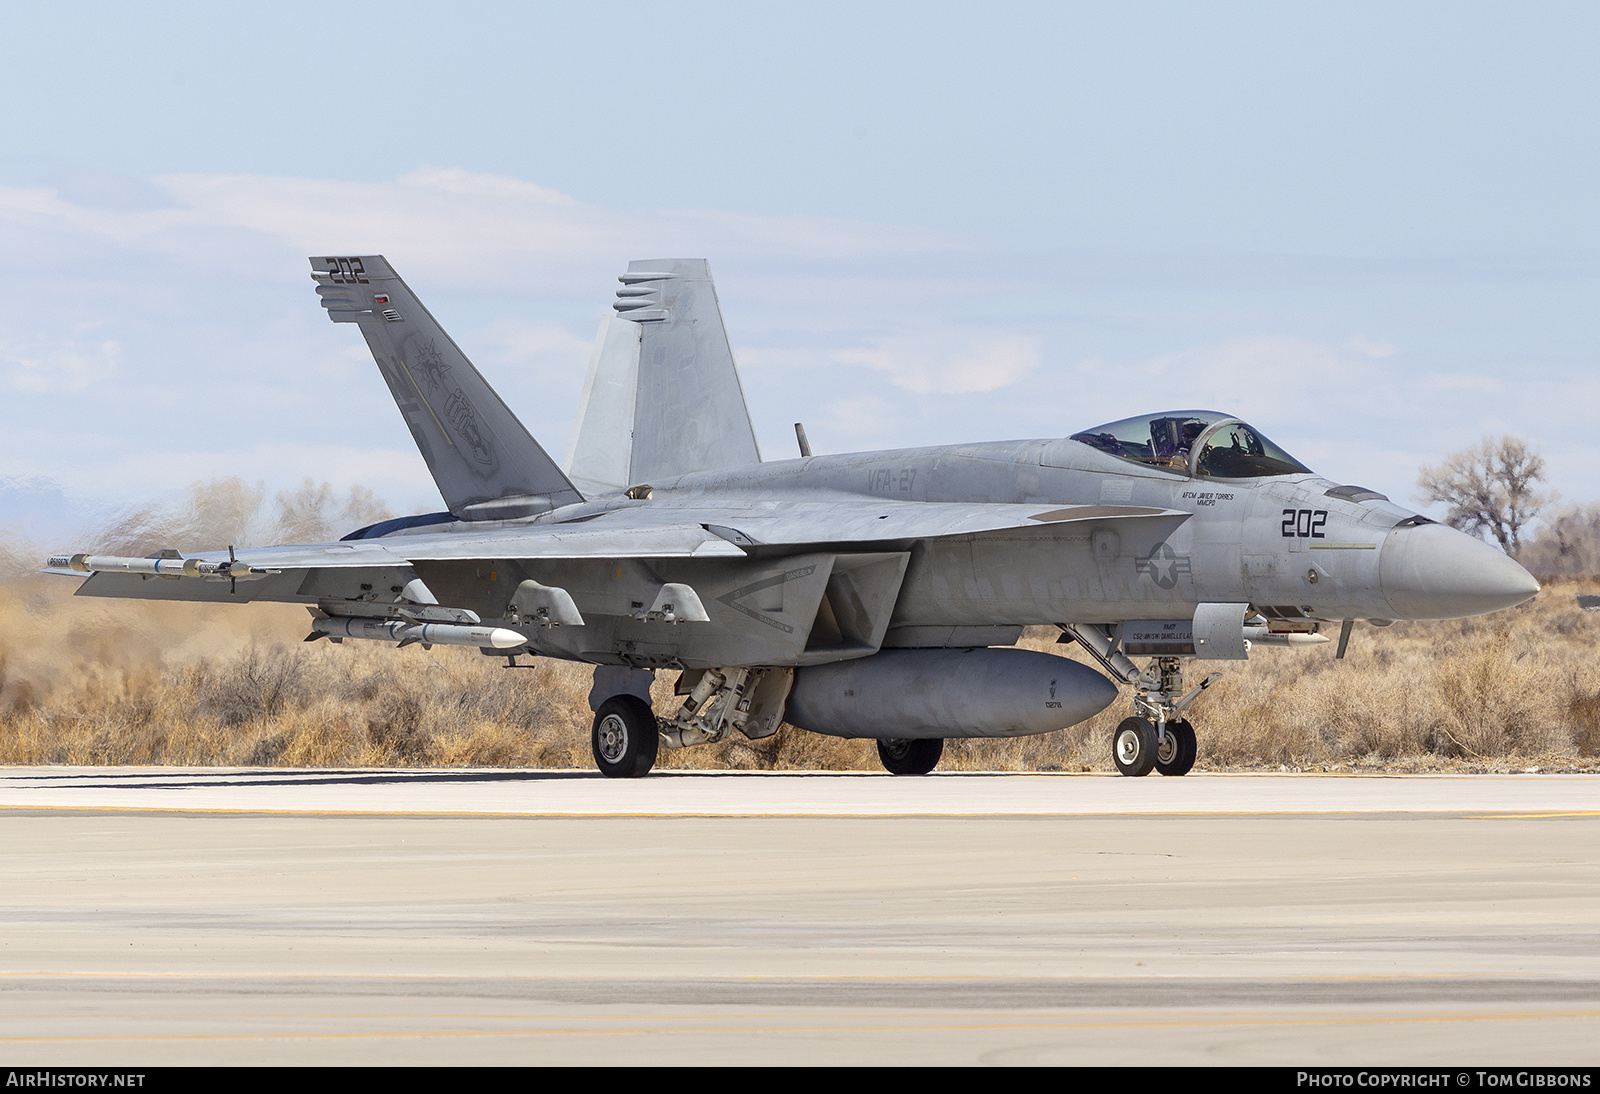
xmin=48 ymin=552 xmax=276 ymax=580
xmin=308 ymin=615 xmax=526 ymax=650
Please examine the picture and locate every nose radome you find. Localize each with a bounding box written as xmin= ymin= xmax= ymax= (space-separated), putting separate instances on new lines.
xmin=1380 ymin=522 xmax=1541 ymax=620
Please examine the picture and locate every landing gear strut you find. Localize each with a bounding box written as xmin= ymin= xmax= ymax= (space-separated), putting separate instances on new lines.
xmin=1126 ymin=657 xmax=1208 ymax=778
xmin=1059 ymin=627 xmax=1220 ymax=778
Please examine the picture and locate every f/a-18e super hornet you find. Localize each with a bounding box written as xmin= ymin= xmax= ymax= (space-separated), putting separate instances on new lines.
xmin=49 ymin=255 xmax=1541 ymax=777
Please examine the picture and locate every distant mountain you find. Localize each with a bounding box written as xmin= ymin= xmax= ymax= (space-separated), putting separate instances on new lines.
xmin=0 ymin=476 xmax=103 ymax=547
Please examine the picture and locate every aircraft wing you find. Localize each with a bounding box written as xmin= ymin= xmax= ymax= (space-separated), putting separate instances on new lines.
xmin=70 ymin=522 xmax=745 ymax=603
xmin=270 ymin=522 xmax=745 ymax=566
xmin=67 ymin=501 xmax=1183 ymax=610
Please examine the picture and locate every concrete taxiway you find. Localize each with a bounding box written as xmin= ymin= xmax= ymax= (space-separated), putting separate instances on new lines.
xmin=1 ymin=767 xmax=1598 ymax=1064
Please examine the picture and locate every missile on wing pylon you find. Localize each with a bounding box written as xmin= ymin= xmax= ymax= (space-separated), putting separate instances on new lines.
xmin=311 ymin=616 xmax=528 ymax=650
xmin=1242 ymin=625 xmax=1331 ymax=648
xmin=47 ymin=553 xmax=278 ymax=579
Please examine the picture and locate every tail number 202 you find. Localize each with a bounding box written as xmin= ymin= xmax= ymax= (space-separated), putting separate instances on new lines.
xmin=321 ymin=257 xmax=369 ymax=284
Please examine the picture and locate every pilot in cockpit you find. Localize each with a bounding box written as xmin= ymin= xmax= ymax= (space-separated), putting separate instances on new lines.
xmin=1150 ymin=417 xmax=1206 ymax=469
xmin=1176 ymin=420 xmax=1204 ymax=461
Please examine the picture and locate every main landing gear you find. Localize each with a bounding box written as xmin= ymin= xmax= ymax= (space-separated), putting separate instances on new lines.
xmin=877 ymin=737 xmax=944 ymax=776
xmin=1059 ymin=627 xmax=1221 ymax=779
xmin=589 ymin=665 xmax=795 ymax=779
xmin=591 ymin=695 xmax=659 ymax=779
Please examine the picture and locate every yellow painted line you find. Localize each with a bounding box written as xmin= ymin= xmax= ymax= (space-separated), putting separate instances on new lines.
xmin=26 ymin=1005 xmax=1542 ymax=1024
xmin=2 ymin=767 xmax=1595 ymax=780
xmin=4 ymin=768 xmax=1593 ymax=779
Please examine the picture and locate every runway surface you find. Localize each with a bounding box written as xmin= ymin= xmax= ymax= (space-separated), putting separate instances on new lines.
xmin=2 ymin=767 xmax=1598 ymax=1064
xmin=4 ymin=764 xmax=1597 ymax=815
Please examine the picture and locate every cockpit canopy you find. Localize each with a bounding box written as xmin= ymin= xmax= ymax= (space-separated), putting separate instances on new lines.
xmin=1071 ymin=410 xmax=1311 ymax=478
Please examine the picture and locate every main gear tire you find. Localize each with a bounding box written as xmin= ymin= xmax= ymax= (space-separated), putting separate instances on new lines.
xmin=1154 ymin=718 xmax=1197 ymax=777
xmin=1112 ymin=717 xmax=1158 ymax=777
xmin=591 ymin=695 xmax=660 ymax=778
xmin=877 ymin=737 xmax=944 ymax=775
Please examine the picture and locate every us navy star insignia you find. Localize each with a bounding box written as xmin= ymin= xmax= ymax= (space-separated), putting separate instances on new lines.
xmin=1135 ymin=542 xmax=1192 ymax=589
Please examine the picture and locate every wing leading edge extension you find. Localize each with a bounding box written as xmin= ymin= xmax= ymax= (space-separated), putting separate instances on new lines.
xmin=312 ymin=255 xmax=582 ymax=520
xmin=694 ymin=501 xmax=1190 ymax=548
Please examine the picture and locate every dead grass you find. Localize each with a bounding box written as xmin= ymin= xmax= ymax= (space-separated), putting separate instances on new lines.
xmin=1 ymin=572 xmax=1596 ymax=772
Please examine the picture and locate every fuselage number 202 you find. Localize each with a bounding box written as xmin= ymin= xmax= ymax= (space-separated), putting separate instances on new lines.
xmin=1282 ymin=508 xmax=1327 ymax=538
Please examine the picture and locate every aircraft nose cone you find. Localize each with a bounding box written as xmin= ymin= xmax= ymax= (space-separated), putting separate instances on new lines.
xmin=1380 ymin=522 xmax=1541 ymax=620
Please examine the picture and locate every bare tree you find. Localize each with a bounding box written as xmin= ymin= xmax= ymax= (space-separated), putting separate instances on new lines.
xmin=180 ymin=478 xmax=267 ymax=547
xmin=1518 ymin=502 xmax=1600 ymax=575
xmin=86 ymin=478 xmax=392 ymax=555
xmin=91 ymin=477 xmax=266 ymax=556
xmin=272 ymin=479 xmax=394 ymax=543
xmin=1416 ymin=436 xmax=1551 ymax=557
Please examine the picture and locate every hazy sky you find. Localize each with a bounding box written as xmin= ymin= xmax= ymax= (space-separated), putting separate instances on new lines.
xmin=1 ymin=2 xmax=1595 ymax=542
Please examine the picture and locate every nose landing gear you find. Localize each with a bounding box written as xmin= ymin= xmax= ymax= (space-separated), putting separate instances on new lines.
xmin=1060 ymin=626 xmax=1219 ymax=778
xmin=1153 ymin=718 xmax=1197 ymax=776
xmin=1111 ymin=715 xmax=1198 ymax=778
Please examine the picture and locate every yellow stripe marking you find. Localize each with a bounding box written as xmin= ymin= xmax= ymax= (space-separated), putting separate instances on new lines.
xmin=398 ymin=358 xmax=454 ymax=448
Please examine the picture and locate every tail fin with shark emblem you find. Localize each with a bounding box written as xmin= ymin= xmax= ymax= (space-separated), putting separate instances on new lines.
xmin=311 ymin=255 xmax=582 ymax=520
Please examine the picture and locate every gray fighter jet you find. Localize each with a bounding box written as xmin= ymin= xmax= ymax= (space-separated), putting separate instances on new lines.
xmin=49 ymin=256 xmax=1541 ymax=778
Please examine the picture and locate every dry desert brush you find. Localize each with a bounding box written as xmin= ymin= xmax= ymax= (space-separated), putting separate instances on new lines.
xmin=1 ymin=571 xmax=1596 ymax=772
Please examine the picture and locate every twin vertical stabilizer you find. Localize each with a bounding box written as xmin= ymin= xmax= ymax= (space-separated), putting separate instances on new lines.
xmin=315 ymin=255 xmax=762 ymax=513
xmin=564 ymin=259 xmax=762 ymax=495
xmin=311 ymin=255 xmax=583 ymax=520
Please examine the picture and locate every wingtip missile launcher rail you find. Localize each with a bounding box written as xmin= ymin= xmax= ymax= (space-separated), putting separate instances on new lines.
xmin=48 ymin=553 xmax=280 ymax=581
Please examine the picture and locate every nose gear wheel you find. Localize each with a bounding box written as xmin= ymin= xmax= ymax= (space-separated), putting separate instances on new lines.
xmin=1113 ymin=717 xmax=1158 ymax=777
xmin=1153 ymin=718 xmax=1197 ymax=776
